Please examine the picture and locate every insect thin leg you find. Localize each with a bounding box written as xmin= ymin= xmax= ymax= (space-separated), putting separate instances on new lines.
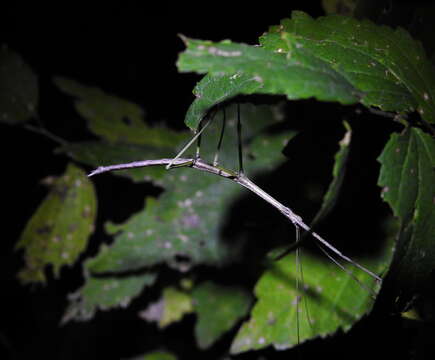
xmin=297 ymin=245 xmax=314 ymax=333
xmin=166 ymin=116 xmax=212 ymax=170
xmin=213 ymin=107 xmax=226 ymax=166
xmin=237 ymin=103 xmax=244 ymax=176
xmin=195 ymin=118 xmax=204 ymax=160
xmin=295 ymin=226 xmax=301 ymax=346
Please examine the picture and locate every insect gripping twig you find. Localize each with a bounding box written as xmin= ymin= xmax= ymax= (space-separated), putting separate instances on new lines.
xmin=88 ymin=157 xmax=382 ymax=283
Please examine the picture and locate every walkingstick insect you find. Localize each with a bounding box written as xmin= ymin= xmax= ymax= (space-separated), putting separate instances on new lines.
xmin=89 ymin=105 xmax=382 ymax=283
xmin=88 ymin=103 xmax=383 ymax=347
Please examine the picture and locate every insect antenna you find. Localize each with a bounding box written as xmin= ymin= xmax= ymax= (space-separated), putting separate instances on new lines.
xmin=310 ymin=232 xmax=382 ymax=282
xmin=315 ymin=243 xmax=378 ymax=299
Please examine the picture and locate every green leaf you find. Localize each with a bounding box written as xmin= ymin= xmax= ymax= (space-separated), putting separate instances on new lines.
xmin=54 ymin=77 xmax=186 ymax=146
xmin=377 ymin=128 xmax=435 ymax=293
xmin=180 ymin=12 xmax=435 ymax=129
xmin=16 ymin=163 xmax=97 ymax=284
xmin=178 ymin=36 xmax=361 ymax=130
xmin=62 ymin=272 xmax=156 ymax=323
xmin=193 ymin=281 xmax=252 ymax=349
xmin=231 ymin=241 xmax=394 ymax=354
xmin=139 ymin=286 xmax=193 ymax=328
xmin=83 ymin=104 xmax=297 ymax=274
xmin=310 ymin=121 xmax=352 ymax=226
xmin=184 ymin=72 xmax=263 ymax=130
xmin=266 ymin=11 xmax=435 ymax=123
xmin=55 ymin=77 xmax=191 ymax=183
xmin=0 ymin=46 xmax=38 ymax=125
xmin=159 ymin=287 xmax=193 ymax=327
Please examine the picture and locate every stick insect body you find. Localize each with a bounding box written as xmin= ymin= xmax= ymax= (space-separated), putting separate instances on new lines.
xmin=89 ymin=105 xmax=382 ymax=284
xmin=89 ymin=104 xmax=382 ymax=347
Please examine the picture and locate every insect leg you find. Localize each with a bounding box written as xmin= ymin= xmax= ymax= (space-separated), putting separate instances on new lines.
xmin=166 ymin=114 xmax=213 ymax=170
xmin=295 ymin=226 xmax=301 ymax=346
xmin=213 ymin=107 xmax=226 ymax=166
xmin=237 ymin=103 xmax=244 ymax=176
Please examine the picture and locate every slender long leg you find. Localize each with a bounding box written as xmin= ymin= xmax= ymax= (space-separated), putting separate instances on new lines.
xmin=196 ymin=109 xmax=220 ymax=160
xmin=295 ymin=226 xmax=301 ymax=346
xmin=195 ymin=117 xmax=204 ymax=160
xmin=213 ymin=107 xmax=226 ymax=166
xmin=237 ymin=103 xmax=244 ymax=176
xmin=166 ymin=115 xmax=212 ymax=170
xmin=298 ymin=245 xmax=314 ymax=334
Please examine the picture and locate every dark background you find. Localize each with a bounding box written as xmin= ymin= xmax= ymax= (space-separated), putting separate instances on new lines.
xmin=1 ymin=1 xmax=433 ymax=359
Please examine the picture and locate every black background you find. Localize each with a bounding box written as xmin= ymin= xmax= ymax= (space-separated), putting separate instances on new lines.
xmin=1 ymin=1 xmax=433 ymax=359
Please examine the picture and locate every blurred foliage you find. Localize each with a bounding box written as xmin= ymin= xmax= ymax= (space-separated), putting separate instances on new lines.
xmin=16 ymin=163 xmax=96 ymax=283
xmin=0 ymin=46 xmax=38 ymax=125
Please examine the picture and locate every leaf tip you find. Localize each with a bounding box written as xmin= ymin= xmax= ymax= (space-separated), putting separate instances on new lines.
xmin=178 ymin=33 xmax=189 ymax=45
